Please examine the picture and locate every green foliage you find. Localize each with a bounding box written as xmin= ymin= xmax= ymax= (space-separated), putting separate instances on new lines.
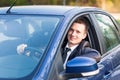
xmin=10 ymin=0 xmax=31 ymax=5
xmin=117 ymin=19 xmax=120 ymax=24
xmin=0 ymin=0 xmax=120 ymax=13
xmin=0 ymin=0 xmax=32 ymax=7
xmin=0 ymin=0 xmax=10 ymax=7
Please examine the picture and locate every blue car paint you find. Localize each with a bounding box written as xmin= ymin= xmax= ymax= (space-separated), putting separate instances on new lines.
xmin=0 ymin=5 xmax=120 ymax=80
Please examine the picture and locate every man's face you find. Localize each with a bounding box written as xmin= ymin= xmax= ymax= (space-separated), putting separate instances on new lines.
xmin=67 ymin=22 xmax=87 ymax=46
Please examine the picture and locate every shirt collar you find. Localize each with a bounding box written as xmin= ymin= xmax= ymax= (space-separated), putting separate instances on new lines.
xmin=66 ymin=43 xmax=78 ymax=52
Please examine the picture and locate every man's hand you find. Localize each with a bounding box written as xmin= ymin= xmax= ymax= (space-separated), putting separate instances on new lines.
xmin=17 ymin=44 xmax=27 ymax=54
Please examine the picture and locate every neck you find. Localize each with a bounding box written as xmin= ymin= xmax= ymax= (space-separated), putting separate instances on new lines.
xmin=68 ymin=43 xmax=78 ymax=48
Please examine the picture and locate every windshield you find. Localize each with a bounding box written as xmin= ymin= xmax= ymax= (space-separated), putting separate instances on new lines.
xmin=0 ymin=15 xmax=60 ymax=78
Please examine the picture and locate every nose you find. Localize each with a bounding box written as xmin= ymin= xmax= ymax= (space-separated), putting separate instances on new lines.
xmin=71 ymin=31 xmax=76 ymax=36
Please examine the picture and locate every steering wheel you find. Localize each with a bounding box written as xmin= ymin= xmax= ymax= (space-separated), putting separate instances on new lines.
xmin=23 ymin=47 xmax=42 ymax=59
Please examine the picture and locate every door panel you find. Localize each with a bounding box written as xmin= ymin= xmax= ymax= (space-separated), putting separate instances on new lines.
xmin=91 ymin=13 xmax=120 ymax=80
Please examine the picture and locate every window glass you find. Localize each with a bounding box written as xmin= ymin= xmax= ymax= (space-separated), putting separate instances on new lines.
xmin=95 ymin=14 xmax=120 ymax=51
xmin=0 ymin=15 xmax=60 ymax=78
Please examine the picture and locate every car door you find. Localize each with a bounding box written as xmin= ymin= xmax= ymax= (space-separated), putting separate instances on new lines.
xmin=46 ymin=13 xmax=101 ymax=80
xmin=57 ymin=13 xmax=103 ymax=80
xmin=91 ymin=12 xmax=120 ymax=80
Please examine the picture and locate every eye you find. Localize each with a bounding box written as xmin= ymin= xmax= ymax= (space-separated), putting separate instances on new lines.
xmin=76 ymin=30 xmax=80 ymax=34
xmin=69 ymin=28 xmax=73 ymax=32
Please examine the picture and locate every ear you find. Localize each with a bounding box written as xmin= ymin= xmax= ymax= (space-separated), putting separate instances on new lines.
xmin=82 ymin=33 xmax=87 ymax=39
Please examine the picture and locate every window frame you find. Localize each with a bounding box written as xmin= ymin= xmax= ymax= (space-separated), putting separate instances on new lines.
xmin=92 ymin=12 xmax=120 ymax=53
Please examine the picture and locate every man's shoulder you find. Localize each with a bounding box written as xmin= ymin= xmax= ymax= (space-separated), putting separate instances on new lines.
xmin=80 ymin=40 xmax=90 ymax=48
xmin=83 ymin=47 xmax=100 ymax=55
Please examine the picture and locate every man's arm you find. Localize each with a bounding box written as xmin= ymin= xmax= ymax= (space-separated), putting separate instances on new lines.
xmin=81 ymin=47 xmax=101 ymax=62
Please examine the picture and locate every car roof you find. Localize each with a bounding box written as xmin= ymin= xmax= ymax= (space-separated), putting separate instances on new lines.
xmin=0 ymin=5 xmax=105 ymax=15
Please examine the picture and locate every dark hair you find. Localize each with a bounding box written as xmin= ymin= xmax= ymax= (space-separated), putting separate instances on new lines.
xmin=73 ymin=17 xmax=89 ymax=33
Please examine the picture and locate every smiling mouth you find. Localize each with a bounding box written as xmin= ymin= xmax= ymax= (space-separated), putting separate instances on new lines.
xmin=69 ymin=36 xmax=76 ymax=40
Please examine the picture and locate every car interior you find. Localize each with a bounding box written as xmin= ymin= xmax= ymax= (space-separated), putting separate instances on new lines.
xmin=61 ymin=15 xmax=102 ymax=64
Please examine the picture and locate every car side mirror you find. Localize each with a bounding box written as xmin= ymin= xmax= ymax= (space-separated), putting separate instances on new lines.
xmin=59 ymin=57 xmax=99 ymax=80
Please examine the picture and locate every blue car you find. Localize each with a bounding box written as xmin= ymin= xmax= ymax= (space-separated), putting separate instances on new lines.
xmin=0 ymin=5 xmax=120 ymax=80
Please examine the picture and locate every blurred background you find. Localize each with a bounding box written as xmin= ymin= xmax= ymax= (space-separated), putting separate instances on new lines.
xmin=0 ymin=0 xmax=120 ymax=21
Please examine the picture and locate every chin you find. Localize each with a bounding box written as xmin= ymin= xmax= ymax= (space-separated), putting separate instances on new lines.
xmin=69 ymin=41 xmax=76 ymax=44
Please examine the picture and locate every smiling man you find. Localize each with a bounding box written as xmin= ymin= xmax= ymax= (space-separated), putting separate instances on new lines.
xmin=62 ymin=17 xmax=101 ymax=69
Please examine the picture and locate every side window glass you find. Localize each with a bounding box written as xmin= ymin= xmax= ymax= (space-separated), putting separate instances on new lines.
xmin=95 ymin=14 xmax=120 ymax=51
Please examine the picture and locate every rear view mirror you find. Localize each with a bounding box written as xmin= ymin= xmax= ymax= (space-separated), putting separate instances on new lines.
xmin=59 ymin=57 xmax=99 ymax=80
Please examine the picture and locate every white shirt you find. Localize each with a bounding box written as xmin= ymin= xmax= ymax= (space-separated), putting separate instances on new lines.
xmin=63 ymin=43 xmax=78 ymax=69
